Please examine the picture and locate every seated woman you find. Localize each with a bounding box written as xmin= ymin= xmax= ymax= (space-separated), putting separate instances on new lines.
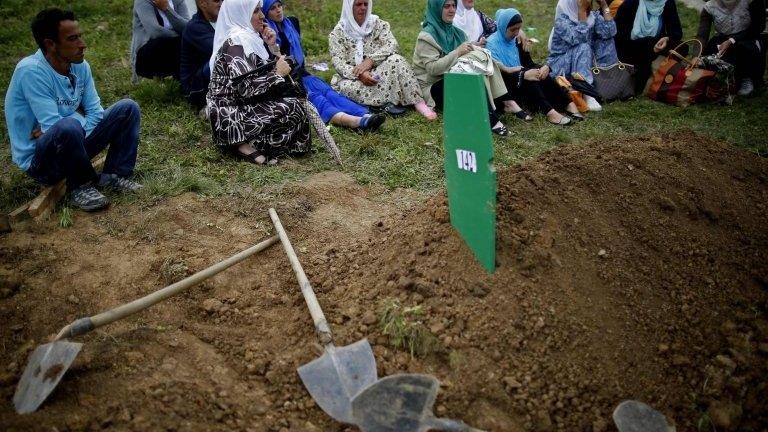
xmin=488 ymin=9 xmax=578 ymax=125
xmin=413 ymin=0 xmax=512 ymax=136
xmin=263 ymin=0 xmax=385 ymax=131
xmin=614 ymin=0 xmax=682 ymax=93
xmin=452 ymin=0 xmax=497 ymax=44
xmin=329 ymin=0 xmax=436 ymax=119
xmin=547 ymin=0 xmax=619 ymax=112
xmin=207 ymin=0 xmax=310 ymax=165
xmin=131 ymin=0 xmax=190 ymax=82
xmin=697 ymin=0 xmax=766 ymax=96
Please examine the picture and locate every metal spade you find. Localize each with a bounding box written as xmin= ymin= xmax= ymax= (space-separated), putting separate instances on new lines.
xmin=613 ymin=400 xmax=676 ymax=432
xmin=13 ymin=235 xmax=279 ymax=414
xmin=269 ymin=208 xmax=377 ymax=424
xmin=350 ymin=374 xmax=484 ymax=432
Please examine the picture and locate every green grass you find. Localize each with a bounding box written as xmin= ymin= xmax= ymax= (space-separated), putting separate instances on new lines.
xmin=1 ymin=0 xmax=767 ymax=213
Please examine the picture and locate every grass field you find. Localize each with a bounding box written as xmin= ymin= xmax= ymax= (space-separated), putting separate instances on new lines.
xmin=1 ymin=0 xmax=767 ymax=213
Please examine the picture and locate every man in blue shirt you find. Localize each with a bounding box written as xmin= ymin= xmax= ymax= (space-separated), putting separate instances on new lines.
xmin=5 ymin=8 xmax=142 ymax=211
xmin=180 ymin=0 xmax=221 ymax=110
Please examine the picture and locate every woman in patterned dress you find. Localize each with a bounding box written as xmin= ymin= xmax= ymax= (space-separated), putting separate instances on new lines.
xmin=207 ymin=0 xmax=310 ymax=164
xmin=328 ymin=0 xmax=437 ymax=120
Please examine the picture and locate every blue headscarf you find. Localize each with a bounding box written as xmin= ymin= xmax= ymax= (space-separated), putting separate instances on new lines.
xmin=486 ymin=8 xmax=522 ymax=68
xmin=631 ymin=0 xmax=667 ymax=40
xmin=262 ymin=0 xmax=305 ymax=66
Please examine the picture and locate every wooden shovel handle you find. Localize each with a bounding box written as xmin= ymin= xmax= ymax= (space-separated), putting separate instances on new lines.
xmin=55 ymin=235 xmax=279 ymax=340
xmin=268 ymin=208 xmax=333 ymax=346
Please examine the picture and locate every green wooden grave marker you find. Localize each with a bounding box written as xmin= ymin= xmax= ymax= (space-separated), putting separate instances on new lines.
xmin=443 ymin=73 xmax=497 ymax=273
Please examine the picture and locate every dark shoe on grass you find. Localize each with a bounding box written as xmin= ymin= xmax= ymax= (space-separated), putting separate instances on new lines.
xmin=358 ymin=113 xmax=386 ymax=131
xmin=98 ymin=173 xmax=143 ymax=193
xmin=69 ymin=185 xmax=110 ymax=212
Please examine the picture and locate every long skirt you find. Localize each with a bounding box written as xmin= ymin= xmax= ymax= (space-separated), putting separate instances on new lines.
xmin=303 ymin=75 xmax=368 ymax=123
xmin=332 ymin=54 xmax=423 ymax=107
xmin=499 ymin=71 xmax=571 ymax=114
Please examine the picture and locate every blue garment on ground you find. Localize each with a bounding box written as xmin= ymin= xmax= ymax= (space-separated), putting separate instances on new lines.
xmin=302 ymin=75 xmax=368 ymax=123
xmin=547 ymin=11 xmax=619 ymax=84
xmin=4 ymin=50 xmax=104 ymax=171
xmin=486 ymin=8 xmax=522 ymax=68
xmin=27 ymin=99 xmax=141 ymax=190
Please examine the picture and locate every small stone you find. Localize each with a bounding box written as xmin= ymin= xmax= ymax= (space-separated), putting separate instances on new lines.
xmin=202 ymin=298 xmax=223 ymax=314
xmin=471 ymin=284 xmax=488 ymax=298
xmin=708 ymin=401 xmax=742 ymax=430
xmin=430 ymin=322 xmax=445 ymax=334
xmin=362 ymin=311 xmax=377 ymax=326
xmin=597 ymin=249 xmax=607 ymax=258
xmin=67 ymin=295 xmax=80 ymax=304
xmin=503 ymin=376 xmax=522 ymax=390
xmin=715 ymin=355 xmax=737 ymax=371
xmin=592 ymin=418 xmax=608 ymax=432
xmin=671 ymin=355 xmax=690 ymax=366
xmin=657 ymin=343 xmax=669 ymax=354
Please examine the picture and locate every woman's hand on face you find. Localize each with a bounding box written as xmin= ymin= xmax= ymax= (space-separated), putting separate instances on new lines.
xmin=275 ymin=55 xmax=291 ymax=76
xmin=523 ymin=68 xmax=541 ymax=81
xmin=538 ymin=65 xmax=550 ymax=80
xmin=262 ymin=27 xmax=277 ymax=47
xmin=152 ymin=0 xmax=170 ymax=11
xmin=653 ymin=36 xmax=669 ymax=53
xmin=456 ymin=42 xmax=473 ymax=57
xmin=579 ymin=0 xmax=592 ymax=13
xmin=352 ymin=58 xmax=374 ymax=77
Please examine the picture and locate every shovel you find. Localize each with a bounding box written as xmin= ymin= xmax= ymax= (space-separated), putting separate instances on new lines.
xmin=351 ymin=374 xmax=483 ymax=432
xmin=613 ymin=400 xmax=676 ymax=432
xmin=13 ymin=235 xmax=279 ymax=414
xmin=268 ymin=208 xmax=377 ymax=424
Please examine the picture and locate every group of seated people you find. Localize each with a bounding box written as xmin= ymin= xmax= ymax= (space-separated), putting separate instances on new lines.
xmin=4 ymin=1 xmax=766 ymax=211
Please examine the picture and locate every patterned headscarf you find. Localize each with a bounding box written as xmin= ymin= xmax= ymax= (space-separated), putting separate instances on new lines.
xmin=262 ymin=0 xmax=304 ymax=66
xmin=210 ymin=0 xmax=270 ymax=70
xmin=453 ymin=0 xmax=483 ymax=42
xmin=631 ymin=0 xmax=668 ymax=40
xmin=486 ymin=8 xmax=523 ymax=68
xmin=704 ymin=0 xmax=752 ymax=36
xmin=339 ymin=0 xmax=379 ymax=64
xmin=422 ymin=0 xmax=467 ymax=53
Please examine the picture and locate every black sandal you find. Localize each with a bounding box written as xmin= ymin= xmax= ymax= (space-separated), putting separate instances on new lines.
xmin=491 ymin=124 xmax=513 ymax=137
xmin=234 ymin=148 xmax=268 ymax=165
xmin=513 ymin=110 xmax=534 ymax=122
xmin=566 ymin=111 xmax=585 ymax=121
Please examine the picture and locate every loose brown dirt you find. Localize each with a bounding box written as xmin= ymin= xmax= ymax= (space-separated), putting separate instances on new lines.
xmin=1 ymin=132 xmax=767 ymax=432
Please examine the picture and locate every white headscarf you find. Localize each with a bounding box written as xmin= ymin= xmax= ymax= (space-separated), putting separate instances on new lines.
xmin=704 ymin=0 xmax=752 ymax=36
xmin=453 ymin=0 xmax=483 ymax=42
xmin=339 ymin=0 xmax=379 ymax=65
xmin=548 ymin=0 xmax=595 ymax=50
xmin=210 ymin=0 xmax=270 ymax=71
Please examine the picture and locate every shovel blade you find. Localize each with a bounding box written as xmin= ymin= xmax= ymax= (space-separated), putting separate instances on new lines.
xmin=613 ymin=400 xmax=676 ymax=432
xmin=297 ymin=339 xmax=377 ymax=424
xmin=13 ymin=341 xmax=82 ymax=414
xmin=351 ymin=373 xmax=438 ymax=432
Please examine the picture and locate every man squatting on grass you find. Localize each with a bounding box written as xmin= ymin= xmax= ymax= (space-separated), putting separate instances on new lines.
xmin=5 ymin=8 xmax=143 ymax=212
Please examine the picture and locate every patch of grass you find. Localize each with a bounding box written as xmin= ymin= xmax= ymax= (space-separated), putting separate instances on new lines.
xmin=1 ymin=0 xmax=766 ymax=213
xmin=379 ymin=299 xmax=440 ymax=357
xmin=58 ymin=206 xmax=73 ymax=228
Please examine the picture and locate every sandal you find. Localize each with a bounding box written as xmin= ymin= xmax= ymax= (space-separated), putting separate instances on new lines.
xmin=233 ymin=148 xmax=268 ymax=165
xmin=491 ymin=124 xmax=513 ymax=137
xmin=566 ymin=111 xmax=585 ymax=121
xmin=513 ymin=110 xmax=534 ymax=122
xmin=547 ymin=116 xmax=573 ymax=126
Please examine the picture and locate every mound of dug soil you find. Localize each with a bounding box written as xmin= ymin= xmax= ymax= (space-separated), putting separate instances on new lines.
xmin=309 ymin=132 xmax=768 ymax=431
xmin=1 ymin=132 xmax=766 ymax=432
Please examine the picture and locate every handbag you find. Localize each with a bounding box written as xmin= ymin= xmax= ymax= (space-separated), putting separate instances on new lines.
xmin=699 ymin=54 xmax=736 ymax=105
xmin=592 ymin=60 xmax=636 ymax=101
xmin=645 ymin=39 xmax=716 ymax=107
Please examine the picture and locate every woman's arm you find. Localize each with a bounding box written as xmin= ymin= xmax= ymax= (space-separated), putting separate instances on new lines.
xmin=134 ymin=0 xmax=179 ymax=39
xmin=662 ymin=0 xmax=683 ymax=42
xmin=166 ymin=0 xmax=190 ymax=33
xmin=414 ymin=34 xmax=461 ymax=77
xmin=328 ymin=26 xmax=357 ymax=79
xmin=552 ymin=15 xmax=590 ymax=47
xmin=367 ymin=20 xmax=399 ymax=65
xmin=224 ymin=42 xmax=286 ymax=100
xmin=593 ymin=12 xmax=617 ymax=40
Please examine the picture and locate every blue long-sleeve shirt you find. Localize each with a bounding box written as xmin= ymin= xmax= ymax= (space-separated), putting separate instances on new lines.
xmin=4 ymin=49 xmax=103 ymax=171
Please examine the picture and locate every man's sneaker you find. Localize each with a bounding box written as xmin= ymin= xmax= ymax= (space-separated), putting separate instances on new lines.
xmin=737 ymin=78 xmax=754 ymax=97
xmin=69 ymin=185 xmax=110 ymax=212
xmin=98 ymin=173 xmax=143 ymax=193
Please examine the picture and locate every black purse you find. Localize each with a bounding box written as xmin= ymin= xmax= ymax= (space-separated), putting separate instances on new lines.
xmin=232 ymin=55 xmax=306 ymax=101
xmin=591 ymin=60 xmax=636 ymax=102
